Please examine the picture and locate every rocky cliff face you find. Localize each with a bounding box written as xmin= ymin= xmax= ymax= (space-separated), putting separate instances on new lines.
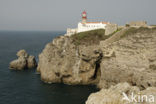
xmin=98 ymin=27 xmax=156 ymax=90
xmin=86 ymin=82 xmax=156 ymax=104
xmin=37 ymin=27 xmax=156 ymax=90
xmin=37 ymin=36 xmax=102 ymax=84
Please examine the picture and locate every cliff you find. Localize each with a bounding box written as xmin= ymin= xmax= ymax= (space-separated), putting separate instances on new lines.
xmin=98 ymin=27 xmax=156 ymax=90
xmin=37 ymin=27 xmax=156 ymax=90
xmin=37 ymin=29 xmax=107 ymax=84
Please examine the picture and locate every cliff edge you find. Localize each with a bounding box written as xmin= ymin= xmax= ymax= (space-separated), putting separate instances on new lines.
xmin=37 ymin=27 xmax=156 ymax=90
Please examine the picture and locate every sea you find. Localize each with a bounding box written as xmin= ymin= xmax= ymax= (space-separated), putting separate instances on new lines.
xmin=0 ymin=31 xmax=98 ymax=104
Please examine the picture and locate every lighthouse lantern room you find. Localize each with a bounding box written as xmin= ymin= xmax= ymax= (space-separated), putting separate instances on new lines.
xmin=82 ymin=11 xmax=87 ymax=24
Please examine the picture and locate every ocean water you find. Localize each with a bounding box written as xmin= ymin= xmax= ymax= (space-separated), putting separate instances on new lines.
xmin=0 ymin=31 xmax=98 ymax=104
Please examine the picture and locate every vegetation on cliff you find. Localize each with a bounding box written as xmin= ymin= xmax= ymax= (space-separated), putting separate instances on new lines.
xmin=121 ymin=27 xmax=156 ymax=38
xmin=71 ymin=29 xmax=111 ymax=45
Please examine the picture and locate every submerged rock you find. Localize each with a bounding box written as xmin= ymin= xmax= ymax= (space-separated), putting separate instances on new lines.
xmin=9 ymin=49 xmax=37 ymax=70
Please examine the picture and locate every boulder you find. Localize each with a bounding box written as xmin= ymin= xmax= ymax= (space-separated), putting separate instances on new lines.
xmin=9 ymin=57 xmax=27 ymax=70
xmin=27 ymin=55 xmax=37 ymax=69
xmin=9 ymin=49 xmax=37 ymax=70
xmin=86 ymin=82 xmax=156 ymax=104
xmin=16 ymin=49 xmax=28 ymax=58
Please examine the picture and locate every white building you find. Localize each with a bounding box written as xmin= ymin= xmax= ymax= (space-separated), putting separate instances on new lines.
xmin=66 ymin=28 xmax=78 ymax=35
xmin=65 ymin=11 xmax=109 ymax=36
xmin=77 ymin=22 xmax=108 ymax=33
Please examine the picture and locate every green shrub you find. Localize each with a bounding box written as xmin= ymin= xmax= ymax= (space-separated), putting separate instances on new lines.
xmin=71 ymin=29 xmax=112 ymax=46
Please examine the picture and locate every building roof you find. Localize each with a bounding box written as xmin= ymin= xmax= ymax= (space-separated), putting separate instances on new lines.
xmin=81 ymin=22 xmax=109 ymax=24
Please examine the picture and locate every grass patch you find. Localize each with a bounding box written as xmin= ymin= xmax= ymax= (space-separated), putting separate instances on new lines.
xmin=71 ymin=29 xmax=112 ymax=46
xmin=121 ymin=27 xmax=156 ymax=38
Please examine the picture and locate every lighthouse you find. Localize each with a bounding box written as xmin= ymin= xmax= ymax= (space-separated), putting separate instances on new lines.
xmin=66 ymin=11 xmax=110 ymax=36
xmin=82 ymin=11 xmax=87 ymax=24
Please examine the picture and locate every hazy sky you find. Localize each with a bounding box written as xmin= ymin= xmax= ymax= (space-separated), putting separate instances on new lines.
xmin=0 ymin=0 xmax=156 ymax=31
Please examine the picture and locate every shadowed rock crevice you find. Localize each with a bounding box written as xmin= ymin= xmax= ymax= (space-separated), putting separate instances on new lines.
xmin=90 ymin=52 xmax=103 ymax=82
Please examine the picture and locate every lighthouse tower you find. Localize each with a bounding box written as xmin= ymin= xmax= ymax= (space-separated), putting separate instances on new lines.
xmin=82 ymin=11 xmax=87 ymax=24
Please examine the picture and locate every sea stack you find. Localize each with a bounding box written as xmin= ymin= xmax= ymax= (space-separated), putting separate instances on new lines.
xmin=9 ymin=49 xmax=37 ymax=70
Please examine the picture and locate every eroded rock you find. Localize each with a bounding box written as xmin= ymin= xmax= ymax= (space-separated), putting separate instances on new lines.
xmin=9 ymin=57 xmax=27 ymax=70
xmin=98 ymin=28 xmax=156 ymax=89
xmin=86 ymin=82 xmax=156 ymax=104
xmin=37 ymin=27 xmax=156 ymax=89
xmin=27 ymin=55 xmax=37 ymax=69
xmin=37 ymin=36 xmax=102 ymax=84
xmin=9 ymin=49 xmax=37 ymax=70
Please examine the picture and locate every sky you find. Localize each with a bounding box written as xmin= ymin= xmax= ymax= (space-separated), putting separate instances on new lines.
xmin=0 ymin=0 xmax=156 ymax=31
